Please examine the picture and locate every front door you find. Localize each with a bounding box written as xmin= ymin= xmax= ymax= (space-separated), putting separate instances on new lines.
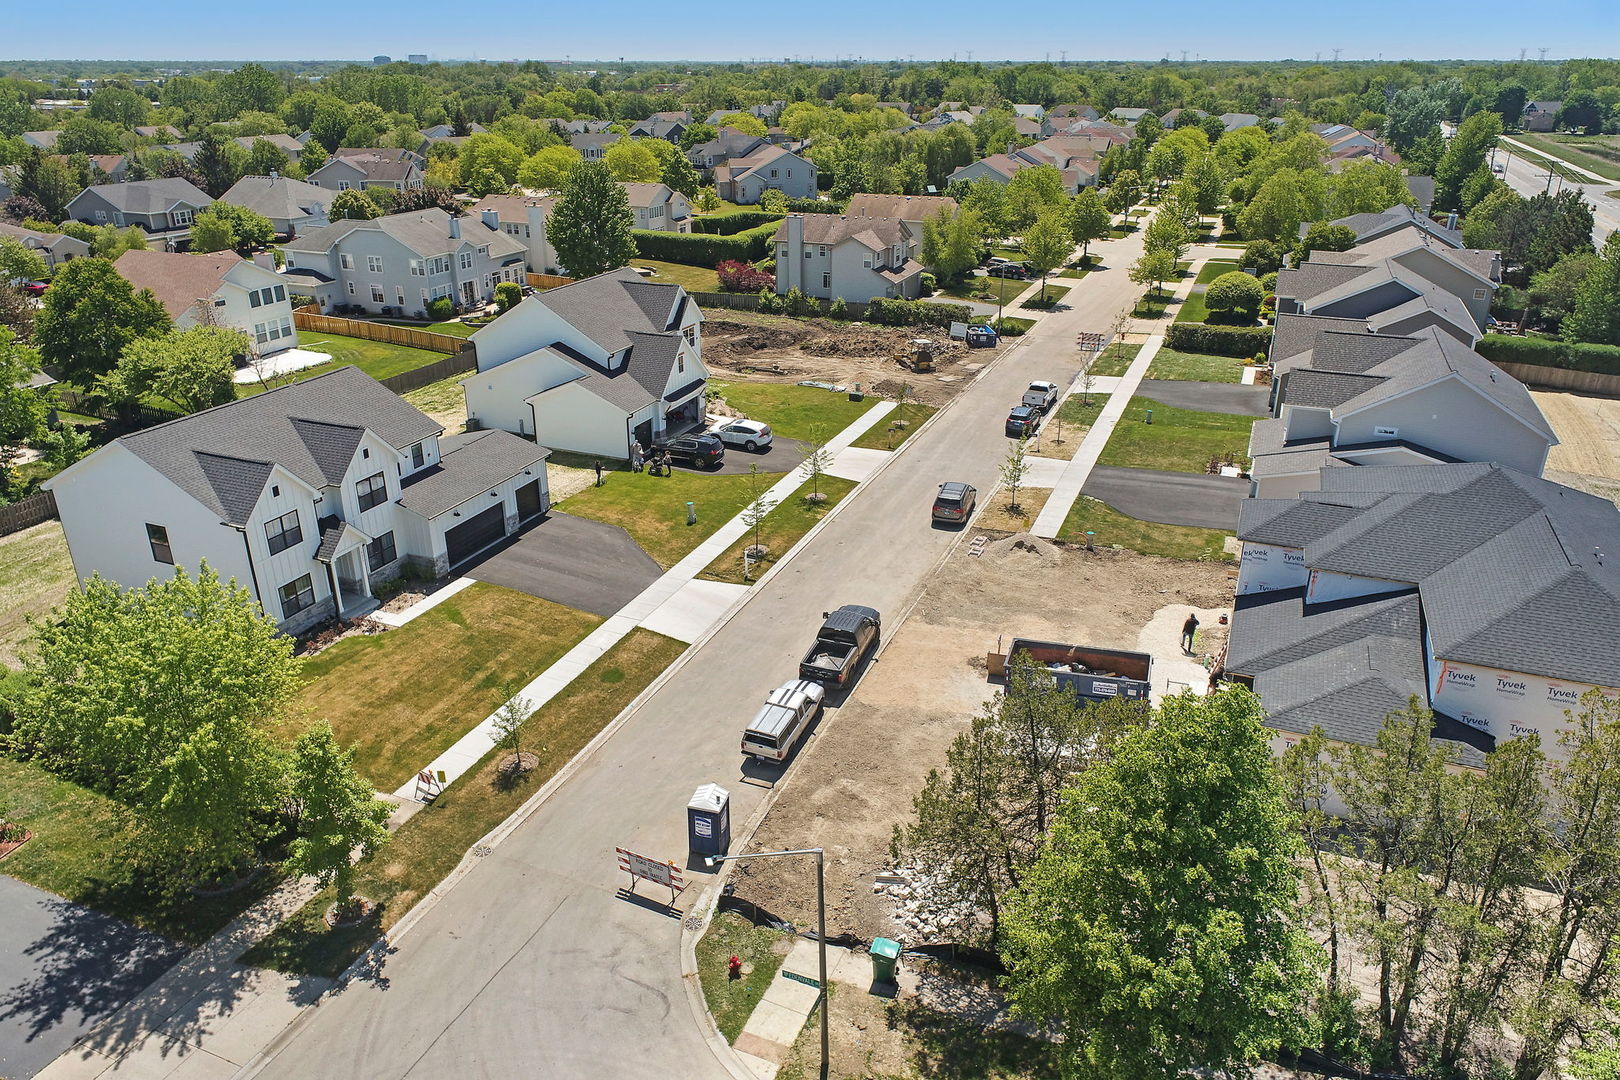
xmin=461 ymin=280 xmax=476 ymax=307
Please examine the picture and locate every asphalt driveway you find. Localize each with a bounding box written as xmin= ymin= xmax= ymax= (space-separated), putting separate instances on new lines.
xmin=0 ymin=876 xmax=184 ymax=1080
xmin=465 ymin=512 xmax=662 ymax=617
xmin=1081 ymin=466 xmax=1249 ymax=530
xmin=666 ymin=436 xmax=809 ymax=476
xmin=1138 ymin=379 xmax=1271 ymax=417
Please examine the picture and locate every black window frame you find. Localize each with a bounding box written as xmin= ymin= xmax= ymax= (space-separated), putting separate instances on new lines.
xmin=278 ymin=574 xmax=315 ymax=618
xmin=146 ymin=523 xmax=173 ymax=564
xmin=356 ymin=471 xmax=388 ymax=511
xmin=410 ymin=442 xmax=425 ymax=469
xmin=367 ymin=530 xmax=397 ymax=571
xmin=264 ymin=509 xmax=302 ymax=554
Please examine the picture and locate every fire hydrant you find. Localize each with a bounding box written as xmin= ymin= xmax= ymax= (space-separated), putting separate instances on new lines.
xmin=728 ymin=955 xmax=743 ymax=980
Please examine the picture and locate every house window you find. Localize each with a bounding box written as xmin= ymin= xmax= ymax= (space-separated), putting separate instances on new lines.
xmin=397 ymin=287 xmax=406 ymax=306
xmin=265 ymin=509 xmax=302 ymax=554
xmin=478 ymin=245 xmax=489 ymax=257
xmin=410 ymin=442 xmax=425 ymax=469
xmin=171 ymin=209 xmax=194 ymax=226
xmin=357 ymin=472 xmax=388 ymax=511
xmin=274 ymin=285 xmax=285 ymax=302
xmin=677 ymin=353 xmax=685 ymax=373
xmin=94 ymin=209 xmax=107 ymax=222
xmin=254 ymin=320 xmax=270 ymax=344
xmin=769 ymin=169 xmax=778 ymax=178
xmin=338 ymin=180 xmax=352 ymax=191
xmin=368 ymin=255 xmax=383 ymax=273
xmin=371 ymin=284 xmax=385 ymax=303
xmin=347 ymin=282 xmax=356 ymax=295
xmin=367 ymin=531 xmax=398 ymax=571
xmin=817 ymin=246 xmax=827 ymax=256
xmin=250 ymin=290 xmax=262 ymax=308
xmin=459 ymin=251 xmax=473 ymax=270
xmin=146 ymin=523 xmax=173 ymax=564
xmin=410 ymin=259 xmax=424 ymax=276
xmin=822 ymin=272 xmax=830 ymax=289
xmin=278 ymin=574 xmax=315 ymax=618
xmin=340 ymin=253 xmax=354 ymax=270
xmin=804 ymin=250 xmax=812 ymax=259
xmin=1473 ymin=288 xmax=1487 ymax=300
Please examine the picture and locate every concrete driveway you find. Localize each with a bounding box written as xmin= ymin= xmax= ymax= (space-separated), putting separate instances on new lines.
xmin=1137 ymin=379 xmax=1271 ymax=417
xmin=465 ymin=512 xmax=662 ymax=618
xmin=1081 ymin=466 xmax=1249 ymax=530
xmin=0 ymin=877 xmax=183 ymax=1080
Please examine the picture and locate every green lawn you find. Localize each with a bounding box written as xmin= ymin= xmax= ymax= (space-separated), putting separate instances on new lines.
xmin=1098 ymin=395 xmax=1255 ymax=474
xmin=1501 ymin=139 xmax=1590 ymax=183
xmin=0 ymin=521 xmax=74 ymax=668
xmin=1144 ymin=348 xmax=1247 ymax=383
xmin=712 ymin=380 xmax=878 ymax=442
xmin=1088 ymin=342 xmax=1142 ymax=377
xmin=1195 ymin=260 xmax=1241 ymax=285
xmin=239 ymin=331 xmax=450 ymax=395
xmin=1021 ymin=283 xmax=1071 ymax=309
xmin=0 ymin=757 xmax=281 ymax=943
xmin=561 ymin=466 xmax=785 ymax=569
xmin=994 ymin=317 xmax=1036 ymax=335
xmin=1133 ymin=288 xmax=1175 ymax=319
xmin=1509 ymin=132 xmax=1620 ymax=182
xmin=1059 ymin=496 xmax=1234 ymax=561
xmin=632 ymin=259 xmax=721 ymax=293
xmin=938 ymin=275 xmax=1027 ymax=305
xmin=245 ymin=628 xmax=687 ymax=978
xmin=699 ymin=474 xmax=858 ymax=584
xmin=1058 ymin=267 xmax=1090 ymax=279
xmin=402 ymin=372 xmax=466 ymax=424
xmin=1174 ymin=288 xmax=1210 ymax=324
xmin=377 ymin=319 xmax=477 ymax=338
xmin=294 ymin=583 xmax=602 ymax=790
xmin=850 ymin=403 xmax=937 ymax=450
xmin=698 ymin=912 xmax=793 ymax=1043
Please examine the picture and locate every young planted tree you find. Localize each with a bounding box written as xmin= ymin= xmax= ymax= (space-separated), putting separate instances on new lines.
xmin=488 ymin=685 xmax=537 ymax=775
xmin=1000 ymin=436 xmax=1029 ymax=514
xmin=285 ymin=721 xmax=392 ymax=917
xmin=798 ymin=427 xmax=834 ymax=502
xmin=549 ymin=162 xmax=638 ymax=279
xmin=1129 ymin=249 xmax=1177 ymax=311
xmin=739 ymin=465 xmax=777 ymax=579
xmin=1022 ymin=211 xmax=1072 ymax=304
xmin=1001 ymin=687 xmax=1320 ymax=1080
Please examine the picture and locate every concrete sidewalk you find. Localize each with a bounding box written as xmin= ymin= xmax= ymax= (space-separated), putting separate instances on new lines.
xmin=390 ymin=399 xmax=899 ymax=800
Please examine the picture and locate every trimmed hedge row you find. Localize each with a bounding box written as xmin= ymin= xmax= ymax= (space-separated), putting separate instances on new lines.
xmin=1165 ymin=323 xmax=1272 ymax=358
xmin=1477 ymin=334 xmax=1620 ymax=376
xmin=784 ymin=197 xmax=845 ymax=214
xmin=632 ymin=221 xmax=782 ymax=266
xmin=689 ymin=211 xmax=785 ymax=235
xmin=865 ymin=297 xmax=977 ymax=330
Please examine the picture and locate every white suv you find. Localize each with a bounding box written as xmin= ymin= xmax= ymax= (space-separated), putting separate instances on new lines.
xmin=712 ymin=418 xmax=773 ymax=452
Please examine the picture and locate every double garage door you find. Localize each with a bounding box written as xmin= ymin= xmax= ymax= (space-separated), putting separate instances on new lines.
xmin=445 ymin=504 xmax=507 ymax=568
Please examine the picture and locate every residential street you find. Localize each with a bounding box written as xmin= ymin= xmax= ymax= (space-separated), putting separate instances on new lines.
xmin=246 ymin=229 xmax=1153 ymax=1080
xmin=1494 ymin=139 xmax=1620 ymax=246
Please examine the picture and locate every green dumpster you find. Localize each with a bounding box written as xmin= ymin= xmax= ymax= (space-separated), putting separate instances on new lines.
xmin=871 ymin=937 xmax=902 ymax=982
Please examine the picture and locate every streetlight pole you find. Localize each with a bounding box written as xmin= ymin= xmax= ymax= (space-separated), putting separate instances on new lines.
xmin=707 ymin=847 xmax=828 ymax=1078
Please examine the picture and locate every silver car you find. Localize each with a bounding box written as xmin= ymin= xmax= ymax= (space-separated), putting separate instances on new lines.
xmin=713 ymin=418 xmax=774 ymax=452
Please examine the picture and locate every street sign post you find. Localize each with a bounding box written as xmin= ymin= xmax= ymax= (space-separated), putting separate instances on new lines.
xmin=616 ymin=847 xmax=685 ymax=903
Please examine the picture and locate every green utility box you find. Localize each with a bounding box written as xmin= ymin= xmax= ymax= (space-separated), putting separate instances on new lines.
xmin=871 ymin=937 xmax=902 ymax=983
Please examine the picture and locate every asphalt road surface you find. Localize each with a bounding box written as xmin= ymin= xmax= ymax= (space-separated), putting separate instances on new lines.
xmin=1493 ymin=141 xmax=1620 ymax=248
xmin=248 ymin=226 xmax=1158 ymax=1080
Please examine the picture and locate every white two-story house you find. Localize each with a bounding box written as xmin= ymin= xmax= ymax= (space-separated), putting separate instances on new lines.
xmin=113 ymin=249 xmax=299 ymax=356
xmin=623 ymin=182 xmax=692 ymax=233
xmin=772 ymin=214 xmax=925 ymax=303
xmin=281 ymin=208 xmax=527 ymax=316
xmin=44 ymin=366 xmax=551 ymax=634
xmin=464 ymin=268 xmax=708 ymax=458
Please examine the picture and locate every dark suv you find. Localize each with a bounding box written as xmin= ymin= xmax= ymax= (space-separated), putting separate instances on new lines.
xmin=656 ymin=433 xmax=726 ymax=469
xmin=1006 ymin=406 xmax=1041 ymax=438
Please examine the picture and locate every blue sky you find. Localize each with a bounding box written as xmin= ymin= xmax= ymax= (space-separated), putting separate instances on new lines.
xmin=7 ymin=0 xmax=1619 ymax=63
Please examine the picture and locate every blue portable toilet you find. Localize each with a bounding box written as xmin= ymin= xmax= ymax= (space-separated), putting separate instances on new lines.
xmin=687 ymin=783 xmax=731 ymax=858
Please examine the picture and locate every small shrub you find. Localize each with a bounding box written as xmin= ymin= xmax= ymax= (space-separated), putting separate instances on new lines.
xmin=756 ymin=288 xmax=784 ymax=314
xmin=782 ymin=286 xmax=813 ymax=317
xmin=426 ymin=296 xmax=454 ymax=321
xmin=1205 ymin=271 xmax=1264 ymax=321
xmin=494 ymin=281 xmax=522 ymax=312
xmin=717 ymin=259 xmax=775 ymax=293
xmin=990 ymin=316 xmax=1034 ymax=336
xmin=828 ymin=297 xmax=848 ymax=319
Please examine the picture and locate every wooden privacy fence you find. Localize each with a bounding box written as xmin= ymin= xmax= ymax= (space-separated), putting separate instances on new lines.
xmin=527 ymin=272 xmax=575 ymax=290
xmin=0 ymin=490 xmax=59 ymax=537
xmin=380 ymin=348 xmax=479 ymax=395
xmin=292 ymin=311 xmax=468 ymax=355
xmin=1491 ymin=360 xmax=1620 ymax=397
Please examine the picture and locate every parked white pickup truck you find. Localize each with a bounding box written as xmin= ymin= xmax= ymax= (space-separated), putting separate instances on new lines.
xmin=1022 ymin=380 xmax=1060 ymax=413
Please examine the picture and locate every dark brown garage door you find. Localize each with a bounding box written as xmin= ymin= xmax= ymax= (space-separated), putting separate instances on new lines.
xmin=515 ymin=479 xmax=544 ymax=521
xmin=445 ymin=503 xmax=507 ymax=567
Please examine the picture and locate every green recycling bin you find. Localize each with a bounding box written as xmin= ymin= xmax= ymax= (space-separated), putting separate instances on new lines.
xmin=871 ymin=937 xmax=902 ymax=983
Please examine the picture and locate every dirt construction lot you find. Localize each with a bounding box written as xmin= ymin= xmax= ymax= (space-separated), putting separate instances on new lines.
xmin=1535 ymin=390 xmax=1620 ymax=505
xmin=729 ymin=530 xmax=1233 ymax=942
xmin=701 ymin=311 xmax=1005 ymax=408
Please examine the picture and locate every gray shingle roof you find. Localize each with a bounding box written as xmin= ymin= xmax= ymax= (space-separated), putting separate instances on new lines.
xmin=219 ymin=175 xmax=334 ymax=222
xmin=396 ymin=429 xmax=549 ymax=518
xmin=521 ymin=268 xmax=683 ymax=354
xmin=282 ymin=209 xmax=526 ymax=261
xmin=115 ymin=366 xmax=441 ymax=525
xmin=1281 ymin=369 xmax=1387 ymax=409
xmin=72 ymin=177 xmax=211 ymax=214
xmin=1237 ymin=497 xmax=1365 ymax=548
xmin=1269 ymin=314 xmax=1369 ymax=365
xmin=1325 ymin=204 xmax=1461 ymax=248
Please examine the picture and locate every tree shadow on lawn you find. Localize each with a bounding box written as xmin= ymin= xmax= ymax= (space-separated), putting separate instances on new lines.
xmin=888 ymin=998 xmax=1061 ymax=1079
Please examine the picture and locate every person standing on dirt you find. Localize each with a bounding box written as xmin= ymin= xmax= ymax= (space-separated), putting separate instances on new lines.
xmin=594 ymin=459 xmax=604 ymax=486
xmin=1181 ymin=613 xmax=1200 ymax=654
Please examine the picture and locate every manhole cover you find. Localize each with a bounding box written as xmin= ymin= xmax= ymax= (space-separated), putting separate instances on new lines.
xmin=472 ymin=845 xmax=493 ymax=858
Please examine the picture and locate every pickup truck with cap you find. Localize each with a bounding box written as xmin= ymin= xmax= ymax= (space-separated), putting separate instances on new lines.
xmin=1022 ymin=381 xmax=1060 ymax=414
xmin=799 ymin=605 xmax=882 ymax=688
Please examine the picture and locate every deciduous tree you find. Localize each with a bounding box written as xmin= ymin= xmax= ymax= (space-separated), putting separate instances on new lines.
xmin=1066 ymin=188 xmax=1109 ymax=259
xmin=0 ymin=328 xmax=48 ymax=491
xmin=1563 ymin=231 xmax=1620 ymax=347
xmin=99 ymin=325 xmax=245 ymax=414
xmin=34 ymin=258 xmax=171 ymax=386
xmin=548 ymin=161 xmax=637 ymax=278
xmin=329 ymin=188 xmax=380 ymax=221
xmin=1021 ymin=210 xmax=1072 ymax=303
xmin=285 ymin=721 xmax=392 ymax=913
xmin=920 ymin=206 xmax=981 ymax=283
xmin=602 ymin=138 xmax=660 ymax=183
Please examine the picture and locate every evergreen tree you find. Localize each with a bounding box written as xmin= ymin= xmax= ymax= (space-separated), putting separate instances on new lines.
xmin=548 ymin=162 xmax=637 ymax=279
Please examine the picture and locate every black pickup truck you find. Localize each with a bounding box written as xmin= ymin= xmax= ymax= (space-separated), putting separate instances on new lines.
xmin=799 ymin=605 xmax=881 ymax=688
